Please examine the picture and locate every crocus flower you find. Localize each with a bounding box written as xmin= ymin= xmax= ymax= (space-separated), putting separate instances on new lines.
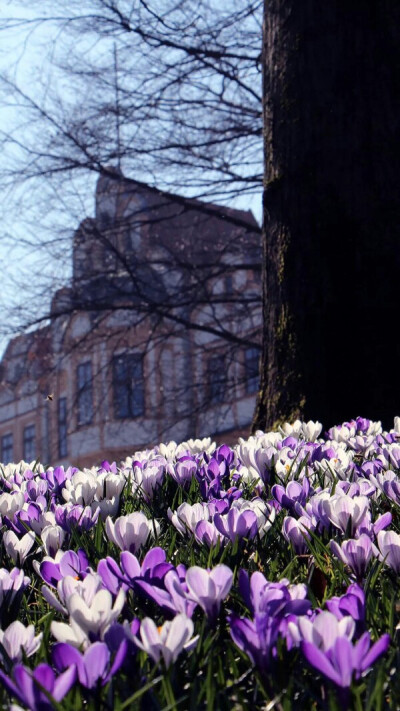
xmin=54 ymin=503 xmax=100 ymax=532
xmin=3 ymin=530 xmax=36 ymax=566
xmin=98 ymin=547 xmax=174 ymax=596
xmin=236 ymin=441 xmax=278 ymax=485
xmin=38 ymin=549 xmax=89 ymax=588
xmin=239 ymin=571 xmax=310 ymax=618
xmin=42 ymin=572 xmax=104 ymax=617
xmin=377 ymin=530 xmax=400 ymax=573
xmin=0 ymin=567 xmax=30 ymax=623
xmin=194 ymin=520 xmax=225 ymax=548
xmin=135 ymin=569 xmax=197 ymax=618
xmin=231 ymin=498 xmax=276 ymax=538
xmin=325 ymin=584 xmax=366 ymax=636
xmin=169 ymin=457 xmax=198 ymax=486
xmin=0 ymin=663 xmax=76 ymax=711
xmin=272 ymin=479 xmax=311 ymax=511
xmin=52 ymin=640 xmax=127 ymax=688
xmin=132 ymin=614 xmax=197 ymax=668
xmin=0 ymin=492 xmax=25 ymax=518
xmin=40 ymin=525 xmax=66 ymax=558
xmin=288 ymin=611 xmax=355 ymax=650
xmin=330 ymin=535 xmax=377 ymax=579
xmin=213 ymin=507 xmax=258 ymax=543
xmin=185 ymin=564 xmax=233 ymax=624
xmin=0 ymin=620 xmax=42 ymax=663
xmin=51 ymin=588 xmax=125 ymax=649
xmin=229 ymin=613 xmax=281 ymax=671
xmin=322 ymin=494 xmax=369 ymax=536
xmin=130 ymin=457 xmax=165 ymax=501
xmin=168 ymin=502 xmax=209 ymax=536
xmin=105 ymin=512 xmax=160 ymax=554
xmin=282 ymin=515 xmax=315 ymax=554
xmin=301 ymin=631 xmax=390 ymax=689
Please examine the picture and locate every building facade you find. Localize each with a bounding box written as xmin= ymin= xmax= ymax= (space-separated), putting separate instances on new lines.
xmin=0 ymin=172 xmax=261 ymax=467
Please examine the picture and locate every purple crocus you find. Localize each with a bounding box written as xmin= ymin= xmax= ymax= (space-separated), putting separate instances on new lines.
xmin=185 ymin=564 xmax=233 ymax=624
xmin=282 ymin=515 xmax=315 ymax=554
xmin=54 ymin=503 xmax=100 ymax=532
xmin=0 ymin=567 xmax=30 ymax=624
xmin=289 ymin=611 xmax=355 ymax=650
xmin=272 ymin=479 xmax=311 ymax=512
xmin=39 ymin=549 xmax=89 ymax=588
xmin=325 ymin=584 xmax=366 ymax=635
xmin=322 ymin=494 xmax=369 ymax=536
xmin=0 ymin=663 xmax=76 ymax=711
xmin=229 ymin=613 xmax=281 ymax=671
xmin=213 ymin=507 xmax=258 ymax=543
xmin=135 ymin=569 xmax=197 ymax=618
xmin=52 ymin=640 xmax=127 ymax=688
xmin=330 ymin=535 xmax=377 ymax=580
xmin=238 ymin=571 xmax=310 ymax=618
xmin=194 ymin=520 xmax=225 ymax=548
xmin=301 ymin=631 xmax=390 ymax=689
xmin=377 ymin=530 xmax=400 ymax=573
xmin=169 ymin=456 xmax=198 ymax=486
xmin=98 ymin=547 xmax=174 ymax=596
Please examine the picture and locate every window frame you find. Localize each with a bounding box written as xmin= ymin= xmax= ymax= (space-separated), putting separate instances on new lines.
xmin=23 ymin=425 xmax=36 ymax=462
xmin=58 ymin=397 xmax=68 ymax=458
xmin=1 ymin=433 xmax=13 ymax=464
xmin=113 ymin=352 xmax=145 ymax=420
xmin=208 ymin=353 xmax=227 ymax=405
xmin=77 ymin=361 xmax=94 ymax=426
xmin=244 ymin=347 xmax=260 ymax=395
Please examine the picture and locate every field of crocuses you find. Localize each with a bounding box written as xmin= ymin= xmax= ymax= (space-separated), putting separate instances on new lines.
xmin=1 ymin=417 xmax=400 ymax=710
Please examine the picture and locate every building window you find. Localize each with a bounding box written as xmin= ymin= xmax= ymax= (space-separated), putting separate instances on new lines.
xmin=244 ymin=347 xmax=259 ymax=394
xmin=208 ymin=354 xmax=226 ymax=404
xmin=58 ymin=397 xmax=68 ymax=458
xmin=113 ymin=353 xmax=145 ymax=419
xmin=225 ymin=274 xmax=233 ymax=295
xmin=23 ymin=425 xmax=36 ymax=462
xmin=1 ymin=434 xmax=13 ymax=464
xmin=77 ymin=362 xmax=93 ymax=426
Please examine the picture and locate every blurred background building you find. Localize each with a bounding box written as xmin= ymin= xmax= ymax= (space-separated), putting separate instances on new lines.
xmin=0 ymin=171 xmax=261 ymax=467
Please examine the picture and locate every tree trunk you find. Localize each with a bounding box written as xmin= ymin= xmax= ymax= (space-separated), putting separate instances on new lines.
xmin=253 ymin=0 xmax=400 ymax=432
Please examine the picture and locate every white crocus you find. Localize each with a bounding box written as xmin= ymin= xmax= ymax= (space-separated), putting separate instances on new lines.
xmin=301 ymin=420 xmax=323 ymax=442
xmin=3 ymin=531 xmax=36 ymax=565
xmin=51 ymin=588 xmax=125 ymax=650
xmin=176 ymin=437 xmax=216 ymax=456
xmin=41 ymin=525 xmax=66 ymax=557
xmin=322 ymin=493 xmax=369 ymax=535
xmin=167 ymin=502 xmax=209 ymax=535
xmin=105 ymin=511 xmax=159 ymax=553
xmin=0 ymin=492 xmax=25 ymax=518
xmin=43 ymin=572 xmax=104 ymax=617
xmin=62 ymin=471 xmax=97 ymax=506
xmin=131 ymin=458 xmax=165 ymax=501
xmin=279 ymin=420 xmax=303 ymax=438
xmin=133 ymin=614 xmax=197 ymax=668
xmin=158 ymin=441 xmax=179 ymax=459
xmin=236 ymin=442 xmax=278 ymax=485
xmin=93 ymin=472 xmax=126 ymax=518
xmin=0 ymin=621 xmax=42 ymax=662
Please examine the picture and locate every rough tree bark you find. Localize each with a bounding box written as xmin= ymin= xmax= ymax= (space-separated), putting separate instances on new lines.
xmin=253 ymin=0 xmax=400 ymax=432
